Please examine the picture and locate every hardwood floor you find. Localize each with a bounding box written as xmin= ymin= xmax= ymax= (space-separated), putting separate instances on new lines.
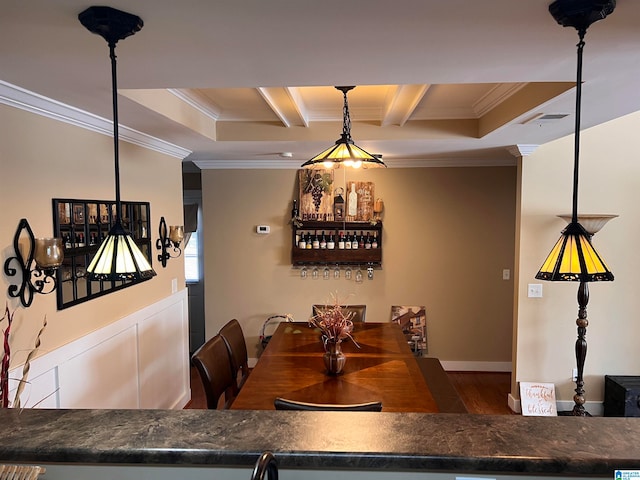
xmin=187 ymin=366 xmax=515 ymax=414
xmin=447 ymin=371 xmax=515 ymax=415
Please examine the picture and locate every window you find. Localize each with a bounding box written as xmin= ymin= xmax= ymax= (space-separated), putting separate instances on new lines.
xmin=184 ymin=232 xmax=200 ymax=282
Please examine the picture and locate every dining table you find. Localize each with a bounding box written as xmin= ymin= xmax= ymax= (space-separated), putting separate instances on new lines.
xmin=231 ymin=321 xmax=440 ymax=412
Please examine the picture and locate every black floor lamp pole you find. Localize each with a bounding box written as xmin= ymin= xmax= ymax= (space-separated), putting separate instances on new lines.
xmin=573 ymin=281 xmax=589 ymax=416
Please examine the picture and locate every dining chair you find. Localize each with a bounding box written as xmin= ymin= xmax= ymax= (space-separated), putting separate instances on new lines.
xmin=312 ymin=304 xmax=366 ymax=323
xmin=219 ymin=318 xmax=250 ymax=394
xmin=274 ymin=397 xmax=382 ymax=411
xmin=191 ymin=334 xmax=236 ymax=409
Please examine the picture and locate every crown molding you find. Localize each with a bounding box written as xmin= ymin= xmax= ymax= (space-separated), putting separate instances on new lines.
xmin=506 ymin=144 xmax=539 ymax=157
xmin=168 ymin=88 xmax=221 ymax=120
xmin=0 ymin=80 xmax=192 ymax=159
xmin=192 ymin=155 xmax=517 ymax=170
xmin=474 ymin=83 xmax=527 ymax=117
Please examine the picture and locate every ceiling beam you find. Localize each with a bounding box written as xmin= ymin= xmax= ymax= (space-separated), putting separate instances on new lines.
xmin=381 ymin=84 xmax=430 ymax=127
xmin=257 ymin=87 xmax=309 ymax=127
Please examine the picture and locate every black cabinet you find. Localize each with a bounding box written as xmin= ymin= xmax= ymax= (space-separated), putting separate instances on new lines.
xmin=52 ymin=198 xmax=152 ymax=309
xmin=291 ymin=221 xmax=382 ymax=267
xmin=604 ymin=375 xmax=640 ymax=417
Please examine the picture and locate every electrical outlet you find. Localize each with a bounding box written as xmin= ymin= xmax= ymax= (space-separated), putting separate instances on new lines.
xmin=502 ymin=269 xmax=510 ymax=280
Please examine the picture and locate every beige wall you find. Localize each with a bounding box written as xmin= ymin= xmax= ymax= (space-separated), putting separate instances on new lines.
xmin=0 ymin=104 xmax=184 ymax=367
xmin=516 ymin=110 xmax=640 ymax=403
xmin=202 ymin=166 xmax=516 ymax=365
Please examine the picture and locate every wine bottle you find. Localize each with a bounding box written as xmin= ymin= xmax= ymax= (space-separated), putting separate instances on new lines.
xmin=320 ymin=231 xmax=327 ymax=249
xmin=312 ymin=231 xmax=320 ymax=249
xmin=345 ymin=232 xmax=352 ymax=250
xmin=338 ymin=231 xmax=345 ymax=249
xmin=351 ymin=231 xmax=358 ymax=249
xmin=364 ymin=231 xmax=372 ymax=249
xmin=348 ymin=183 xmax=358 ymax=217
xmin=372 ymin=231 xmax=378 ymax=249
xmin=327 ymin=231 xmax=335 ymax=249
xmin=358 ymin=231 xmax=365 ymax=249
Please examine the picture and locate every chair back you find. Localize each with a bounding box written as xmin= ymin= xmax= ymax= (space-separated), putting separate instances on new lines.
xmin=191 ymin=334 xmax=236 ymax=409
xmin=219 ymin=318 xmax=250 ymax=393
xmin=274 ymin=397 xmax=382 ymax=411
xmin=312 ymin=304 xmax=366 ymax=323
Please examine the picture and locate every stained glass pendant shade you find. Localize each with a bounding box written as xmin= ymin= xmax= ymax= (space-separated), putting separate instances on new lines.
xmin=302 ymin=86 xmax=386 ymax=169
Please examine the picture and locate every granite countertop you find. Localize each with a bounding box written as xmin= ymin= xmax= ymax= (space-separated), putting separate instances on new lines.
xmin=0 ymin=409 xmax=639 ymax=476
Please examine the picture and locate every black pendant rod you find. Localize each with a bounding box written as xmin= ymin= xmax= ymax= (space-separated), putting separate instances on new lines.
xmin=109 ymin=40 xmax=122 ymax=222
xmin=571 ymin=30 xmax=586 ymax=224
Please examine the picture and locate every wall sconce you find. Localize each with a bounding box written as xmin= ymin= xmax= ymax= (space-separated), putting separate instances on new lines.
xmin=156 ymin=216 xmax=184 ymax=268
xmin=4 ymin=219 xmax=64 ymax=307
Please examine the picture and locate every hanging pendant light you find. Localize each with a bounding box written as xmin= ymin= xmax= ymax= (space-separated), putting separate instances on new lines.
xmin=535 ymin=0 xmax=615 ymax=416
xmin=302 ymin=86 xmax=386 ymax=169
xmin=79 ymin=6 xmax=156 ymax=281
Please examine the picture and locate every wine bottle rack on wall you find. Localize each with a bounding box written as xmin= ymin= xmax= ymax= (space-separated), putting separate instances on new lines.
xmin=291 ymin=221 xmax=382 ymax=266
xmin=52 ymin=198 xmax=152 ymax=310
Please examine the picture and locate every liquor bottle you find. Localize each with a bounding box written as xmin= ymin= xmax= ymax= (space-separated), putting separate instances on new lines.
xmin=327 ymin=232 xmax=335 ymax=249
xmin=351 ymin=231 xmax=358 ymax=249
xmin=306 ymin=232 xmax=312 ymax=249
xmin=358 ymin=231 xmax=365 ymax=249
xmin=345 ymin=232 xmax=352 ymax=250
xmin=338 ymin=231 xmax=345 ymax=249
xmin=372 ymin=231 xmax=378 ymax=249
xmin=364 ymin=231 xmax=372 ymax=249
xmin=298 ymin=232 xmax=306 ymax=249
xmin=320 ymin=231 xmax=327 ymax=249
xmin=312 ymin=231 xmax=320 ymax=249
xmin=78 ymin=233 xmax=86 ymax=247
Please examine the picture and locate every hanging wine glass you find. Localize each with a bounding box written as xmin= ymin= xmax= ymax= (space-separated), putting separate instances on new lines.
xmin=355 ymin=265 xmax=363 ymax=283
xmin=300 ymin=266 xmax=307 ymax=279
xmin=323 ymin=266 xmax=330 ymax=280
xmin=312 ymin=266 xmax=319 ymax=279
xmin=334 ymin=264 xmax=340 ymax=279
xmin=345 ymin=266 xmax=352 ymax=280
xmin=367 ymin=263 xmax=374 ymax=280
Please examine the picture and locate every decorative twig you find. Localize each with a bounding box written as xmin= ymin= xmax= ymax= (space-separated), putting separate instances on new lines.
xmin=1 ymin=303 xmax=13 ymax=408
xmin=13 ymin=314 xmax=47 ymax=409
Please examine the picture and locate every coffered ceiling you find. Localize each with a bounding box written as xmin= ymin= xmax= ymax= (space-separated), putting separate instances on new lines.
xmin=1 ymin=0 xmax=639 ymax=169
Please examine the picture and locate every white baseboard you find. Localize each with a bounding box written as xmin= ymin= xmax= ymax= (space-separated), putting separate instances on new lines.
xmin=439 ymin=361 xmax=512 ymax=372
xmin=509 ymin=394 xmax=604 ymax=416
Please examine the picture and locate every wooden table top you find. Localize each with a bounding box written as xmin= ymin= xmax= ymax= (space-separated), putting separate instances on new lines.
xmin=231 ymin=322 xmax=439 ymax=412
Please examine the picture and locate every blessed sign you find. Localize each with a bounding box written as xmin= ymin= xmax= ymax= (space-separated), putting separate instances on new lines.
xmin=519 ymin=382 xmax=557 ymax=416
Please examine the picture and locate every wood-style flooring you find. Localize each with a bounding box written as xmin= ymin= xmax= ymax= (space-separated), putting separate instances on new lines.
xmin=186 ymin=366 xmax=515 ymax=415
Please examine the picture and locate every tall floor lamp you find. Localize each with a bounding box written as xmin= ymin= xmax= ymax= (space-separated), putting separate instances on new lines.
xmin=535 ymin=0 xmax=616 ymax=416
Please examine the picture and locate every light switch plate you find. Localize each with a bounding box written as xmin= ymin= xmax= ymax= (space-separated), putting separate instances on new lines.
xmin=527 ymin=283 xmax=543 ymax=298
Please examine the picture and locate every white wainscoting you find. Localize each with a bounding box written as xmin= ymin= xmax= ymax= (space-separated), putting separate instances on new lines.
xmin=7 ymin=289 xmax=190 ymax=410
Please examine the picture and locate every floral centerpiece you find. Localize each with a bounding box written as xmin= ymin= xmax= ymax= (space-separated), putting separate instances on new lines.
xmin=308 ymin=299 xmax=360 ymax=374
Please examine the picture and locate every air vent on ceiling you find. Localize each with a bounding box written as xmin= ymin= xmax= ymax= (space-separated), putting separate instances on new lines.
xmin=521 ymin=113 xmax=570 ymax=125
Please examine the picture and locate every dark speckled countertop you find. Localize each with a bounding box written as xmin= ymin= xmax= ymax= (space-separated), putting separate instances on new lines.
xmin=0 ymin=409 xmax=639 ymax=475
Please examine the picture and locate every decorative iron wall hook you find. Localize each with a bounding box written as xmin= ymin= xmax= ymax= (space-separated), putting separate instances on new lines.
xmin=156 ymin=216 xmax=184 ymax=268
xmin=4 ymin=219 xmax=63 ymax=307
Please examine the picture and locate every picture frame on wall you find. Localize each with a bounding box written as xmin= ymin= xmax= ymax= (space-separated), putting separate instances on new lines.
xmin=391 ymin=305 xmax=427 ymax=356
xmin=298 ymin=169 xmax=334 ymax=220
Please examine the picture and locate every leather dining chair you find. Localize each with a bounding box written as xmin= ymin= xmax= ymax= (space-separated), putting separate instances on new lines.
xmin=274 ymin=397 xmax=382 ymax=411
xmin=191 ymin=334 xmax=236 ymax=409
xmin=312 ymin=304 xmax=366 ymax=323
xmin=219 ymin=319 xmax=250 ymax=394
